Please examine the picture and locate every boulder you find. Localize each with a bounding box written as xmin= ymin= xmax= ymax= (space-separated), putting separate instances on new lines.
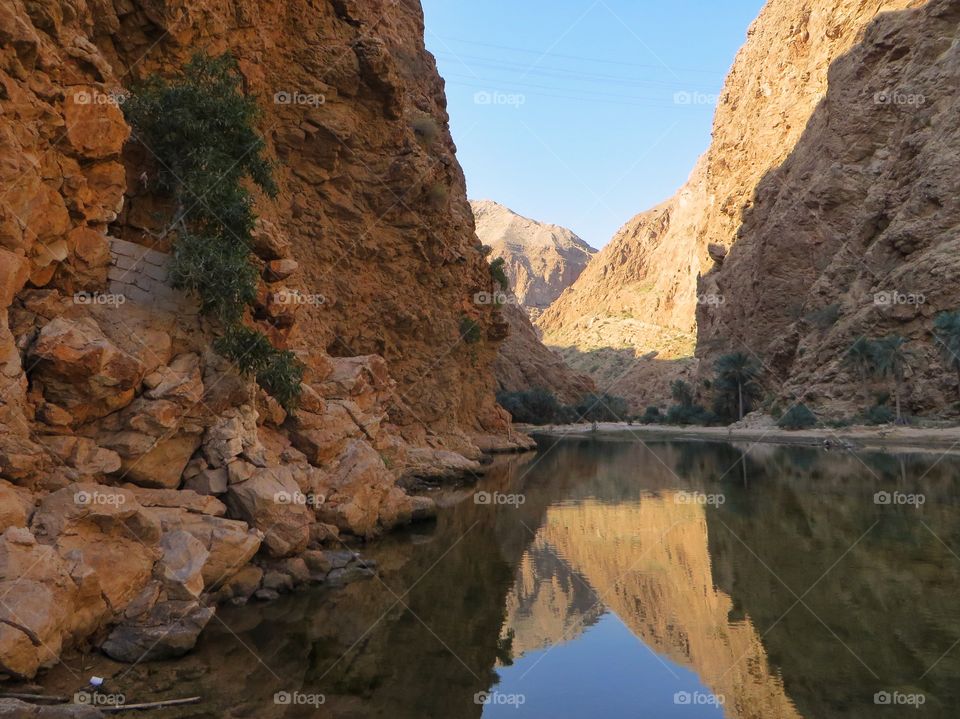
xmin=250 ymin=218 xmax=290 ymax=260
xmin=40 ymin=436 xmax=121 ymax=477
xmin=0 ymin=529 xmax=75 ymax=678
xmin=29 ymin=317 xmax=144 ymax=422
xmin=30 ymin=485 xmax=161 ymax=612
xmin=122 ymin=487 xmax=226 ymax=516
xmin=100 ymin=599 xmax=214 ymax=662
xmin=225 ymin=467 xmax=312 ymax=557
xmin=117 ymin=432 xmax=202 ymax=489
xmin=142 ymin=353 xmax=203 ymax=405
xmin=210 ymin=564 xmax=263 ymax=605
xmin=183 ymin=467 xmax=228 ymax=496
xmin=63 ymin=86 xmax=129 ymax=160
xmin=0 ymin=480 xmax=34 ymax=531
xmin=142 ymin=507 xmax=261 ymax=589
xmin=157 ymin=530 xmax=208 ymax=599
xmin=289 ymin=400 xmax=364 ymax=465
xmin=263 ymin=258 xmax=299 ymax=281
xmin=317 ymin=439 xmax=418 ymax=538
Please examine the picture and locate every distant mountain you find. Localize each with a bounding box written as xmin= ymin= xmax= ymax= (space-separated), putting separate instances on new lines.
xmin=471 ymin=200 xmax=596 ymax=319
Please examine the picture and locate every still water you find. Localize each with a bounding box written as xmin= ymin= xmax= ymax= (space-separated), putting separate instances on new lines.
xmin=116 ymin=437 xmax=960 ymax=717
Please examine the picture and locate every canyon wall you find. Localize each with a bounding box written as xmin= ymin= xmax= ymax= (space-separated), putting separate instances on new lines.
xmin=471 ymin=199 xmax=595 ymax=319
xmin=539 ymin=0 xmax=947 ymax=413
xmin=699 ymin=0 xmax=960 ymax=416
xmin=0 ymin=0 xmax=529 ymax=679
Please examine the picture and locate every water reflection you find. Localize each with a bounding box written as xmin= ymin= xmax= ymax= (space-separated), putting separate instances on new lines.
xmin=33 ymin=438 xmax=960 ymax=717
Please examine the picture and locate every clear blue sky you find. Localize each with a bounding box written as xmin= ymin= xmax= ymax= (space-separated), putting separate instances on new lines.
xmin=421 ymin=0 xmax=766 ymax=249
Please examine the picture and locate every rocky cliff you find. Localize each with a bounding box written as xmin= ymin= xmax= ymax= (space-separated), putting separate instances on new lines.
xmin=471 ymin=199 xmax=595 ymax=319
xmin=699 ymin=0 xmax=960 ymax=417
xmin=471 ymin=200 xmax=595 ymax=403
xmin=539 ymin=0 xmax=946 ymax=412
xmin=0 ymin=0 xmax=530 ymax=680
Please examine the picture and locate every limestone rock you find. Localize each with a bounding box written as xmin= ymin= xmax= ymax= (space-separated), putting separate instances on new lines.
xmin=100 ymin=599 xmax=214 ymax=662
xmin=472 ymin=199 xmax=596 ymax=317
xmin=29 ymin=317 xmax=144 ymax=422
xmin=225 ymin=467 xmax=312 ymax=557
xmin=142 ymin=507 xmax=262 ymax=590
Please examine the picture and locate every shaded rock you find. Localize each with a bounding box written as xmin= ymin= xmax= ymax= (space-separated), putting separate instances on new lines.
xmin=0 ymin=698 xmax=103 ymax=717
xmin=100 ymin=599 xmax=214 ymax=662
xmin=263 ymin=258 xmax=299 ymax=281
xmin=122 ymin=487 xmax=226 ymax=516
xmin=40 ymin=436 xmax=120 ymax=477
xmin=183 ymin=467 xmax=228 ymax=496
xmin=210 ymin=565 xmax=263 ymax=605
xmin=117 ymin=432 xmax=201 ymax=489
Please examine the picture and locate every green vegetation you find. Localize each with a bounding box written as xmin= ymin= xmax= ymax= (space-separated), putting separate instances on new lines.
xmin=459 ymin=316 xmax=483 ymax=344
xmin=864 ymin=404 xmax=895 ymax=425
xmin=123 ymin=52 xmax=302 ymax=410
xmin=844 ymin=337 xmax=875 ymax=407
xmin=411 ymin=114 xmax=441 ymax=145
xmin=641 ymin=406 xmax=662 ymax=424
xmin=490 ymin=257 xmax=509 ymax=290
xmin=664 ymin=379 xmax=716 ymax=426
xmin=778 ymin=403 xmax=817 ymax=430
xmin=870 ymin=334 xmax=910 ymax=424
xmin=496 ymin=389 xmax=630 ymax=425
xmin=933 ymin=311 xmax=960 ymax=403
xmin=712 ymin=352 xmax=762 ymax=421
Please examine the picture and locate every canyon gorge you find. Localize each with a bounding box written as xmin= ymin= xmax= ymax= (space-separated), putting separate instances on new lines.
xmin=2 ymin=0 xmax=960 ymax=714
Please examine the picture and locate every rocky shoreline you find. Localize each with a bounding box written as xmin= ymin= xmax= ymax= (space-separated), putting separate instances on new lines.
xmin=524 ymin=420 xmax=960 ymax=454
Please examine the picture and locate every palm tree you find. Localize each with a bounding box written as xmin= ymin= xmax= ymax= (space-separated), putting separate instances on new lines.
xmin=933 ymin=311 xmax=960 ymax=403
xmin=870 ymin=335 xmax=911 ymax=423
xmin=844 ymin=337 xmax=875 ymax=407
xmin=714 ymin=352 xmax=761 ymax=421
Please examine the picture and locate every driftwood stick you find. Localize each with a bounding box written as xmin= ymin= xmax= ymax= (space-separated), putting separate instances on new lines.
xmin=99 ymin=696 xmax=202 ymax=712
xmin=0 ymin=692 xmax=68 ymax=702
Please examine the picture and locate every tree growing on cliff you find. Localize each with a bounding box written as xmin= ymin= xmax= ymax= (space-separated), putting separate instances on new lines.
xmin=933 ymin=311 xmax=960 ymax=403
xmin=713 ymin=352 xmax=761 ymax=421
xmin=123 ymin=52 xmax=303 ymax=410
xmin=844 ymin=337 xmax=876 ymax=409
xmin=870 ymin=335 xmax=911 ymax=424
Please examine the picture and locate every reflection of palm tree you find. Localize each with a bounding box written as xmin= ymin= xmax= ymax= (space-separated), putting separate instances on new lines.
xmin=871 ymin=335 xmax=911 ymax=423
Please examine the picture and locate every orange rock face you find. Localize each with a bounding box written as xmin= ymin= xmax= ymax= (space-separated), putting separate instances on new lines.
xmin=539 ymin=0 xmax=943 ymax=413
xmin=0 ymin=0 xmax=529 ymax=678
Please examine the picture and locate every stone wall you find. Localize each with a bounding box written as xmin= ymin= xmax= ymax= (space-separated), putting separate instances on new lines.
xmin=107 ymin=237 xmax=196 ymax=313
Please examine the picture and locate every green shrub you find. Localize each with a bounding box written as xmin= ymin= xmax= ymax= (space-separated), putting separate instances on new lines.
xmin=641 ymin=406 xmax=662 ymax=424
xmin=864 ymin=404 xmax=895 ymax=425
xmin=665 ymin=404 xmax=713 ymax=426
xmin=459 ymin=316 xmax=483 ymax=344
xmin=124 ymin=52 xmax=302 ymax=410
xmin=490 ymin=257 xmax=509 ymax=290
xmin=778 ymin=403 xmax=818 ymax=430
xmin=574 ymin=393 xmax=629 ymax=422
xmin=412 ymin=114 xmax=441 ymax=145
xmin=497 ymin=389 xmax=565 ymax=425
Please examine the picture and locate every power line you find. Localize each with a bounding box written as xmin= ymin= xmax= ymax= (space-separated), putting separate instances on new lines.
xmin=433 ymin=51 xmax=720 ymax=91
xmin=429 ymin=35 xmax=726 ymax=75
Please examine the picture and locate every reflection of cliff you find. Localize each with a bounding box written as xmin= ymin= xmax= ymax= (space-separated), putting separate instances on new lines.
xmin=500 ymin=538 xmax=602 ymax=661
xmin=527 ymin=495 xmax=802 ymax=719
